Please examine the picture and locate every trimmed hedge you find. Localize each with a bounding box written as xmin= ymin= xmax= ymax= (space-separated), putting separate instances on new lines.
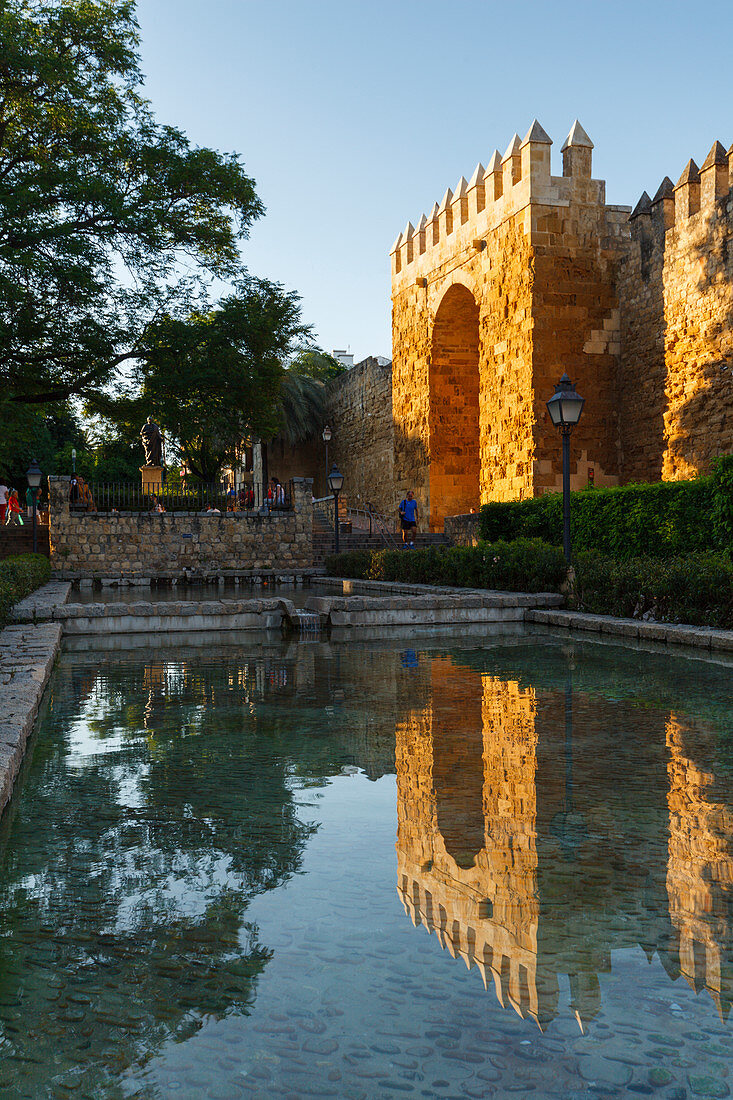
xmin=479 ymin=455 xmax=733 ymax=559
xmin=326 ymin=539 xmax=567 ymax=593
xmin=573 ymin=550 xmax=733 ymax=628
xmin=0 ymin=553 xmax=51 ymax=627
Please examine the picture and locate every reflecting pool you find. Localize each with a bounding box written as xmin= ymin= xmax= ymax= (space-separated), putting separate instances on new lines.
xmin=0 ymin=632 xmax=732 ymax=1098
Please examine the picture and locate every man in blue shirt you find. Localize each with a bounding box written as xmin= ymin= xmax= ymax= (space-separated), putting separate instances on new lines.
xmin=398 ymin=490 xmax=419 ymax=547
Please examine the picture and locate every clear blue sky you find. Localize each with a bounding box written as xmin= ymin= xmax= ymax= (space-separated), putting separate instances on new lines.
xmin=135 ymin=0 xmax=732 ymax=362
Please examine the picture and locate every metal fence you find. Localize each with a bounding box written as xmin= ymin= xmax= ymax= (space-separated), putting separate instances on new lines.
xmin=71 ymin=479 xmax=294 ymax=515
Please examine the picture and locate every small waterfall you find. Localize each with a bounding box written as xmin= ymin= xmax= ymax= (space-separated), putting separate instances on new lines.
xmin=296 ymin=610 xmax=321 ymax=638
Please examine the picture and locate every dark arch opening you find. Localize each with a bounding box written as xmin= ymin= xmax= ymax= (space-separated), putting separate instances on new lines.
xmin=429 ymin=284 xmax=480 ymax=530
xmin=431 ymin=662 xmax=485 ymax=869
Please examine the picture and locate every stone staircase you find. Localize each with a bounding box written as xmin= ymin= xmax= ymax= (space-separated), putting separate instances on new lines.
xmin=312 ymin=502 xmax=450 ymax=562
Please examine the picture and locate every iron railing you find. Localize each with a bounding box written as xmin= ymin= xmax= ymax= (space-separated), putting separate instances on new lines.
xmin=70 ymin=479 xmax=294 ymax=514
xmin=347 ymin=505 xmax=400 ymax=549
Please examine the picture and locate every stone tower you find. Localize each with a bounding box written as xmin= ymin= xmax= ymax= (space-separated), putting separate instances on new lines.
xmin=390 ymin=120 xmax=630 ymax=530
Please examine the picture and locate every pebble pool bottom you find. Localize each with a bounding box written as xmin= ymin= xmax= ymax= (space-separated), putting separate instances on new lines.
xmin=0 ymin=631 xmax=731 ymax=1099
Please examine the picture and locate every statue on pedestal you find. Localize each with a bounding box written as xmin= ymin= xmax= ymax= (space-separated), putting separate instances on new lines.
xmin=140 ymin=417 xmax=164 ymax=468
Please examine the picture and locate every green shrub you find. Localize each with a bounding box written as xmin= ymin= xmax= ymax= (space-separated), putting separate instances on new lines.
xmin=479 ymin=476 xmax=721 ymax=559
xmin=574 ymin=550 xmax=733 ymax=628
xmin=326 ymin=539 xmax=567 ymax=593
xmin=324 ymin=549 xmax=372 ymax=579
xmin=0 ymin=553 xmax=51 ymax=627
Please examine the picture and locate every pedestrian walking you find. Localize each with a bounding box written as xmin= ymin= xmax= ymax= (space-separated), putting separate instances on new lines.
xmin=398 ymin=490 xmax=418 ymax=547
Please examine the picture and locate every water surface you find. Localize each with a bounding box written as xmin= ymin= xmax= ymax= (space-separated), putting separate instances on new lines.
xmin=0 ymin=632 xmax=731 ymax=1098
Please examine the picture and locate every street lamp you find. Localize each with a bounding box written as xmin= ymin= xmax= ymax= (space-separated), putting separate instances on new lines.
xmin=71 ymin=448 xmax=76 ymax=474
xmin=26 ymin=458 xmax=42 ymax=554
xmin=327 ymin=463 xmax=344 ymax=554
xmin=322 ymin=425 xmax=332 ymax=482
xmin=546 ymin=373 xmax=585 ymax=563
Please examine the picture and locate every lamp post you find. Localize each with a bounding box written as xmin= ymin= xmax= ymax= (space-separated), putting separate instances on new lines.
xmin=322 ymin=425 xmax=332 ymax=483
xmin=327 ymin=463 xmax=344 ymax=554
xmin=71 ymin=448 xmax=76 ymax=474
xmin=26 ymin=459 xmax=42 ymax=554
xmin=546 ymin=373 xmax=585 ymax=563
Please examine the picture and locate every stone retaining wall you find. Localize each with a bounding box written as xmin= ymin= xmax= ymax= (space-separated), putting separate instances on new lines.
xmin=0 ymin=622 xmax=61 ymax=816
xmin=444 ymin=513 xmax=480 ymax=546
xmin=48 ymin=476 xmax=314 ymax=578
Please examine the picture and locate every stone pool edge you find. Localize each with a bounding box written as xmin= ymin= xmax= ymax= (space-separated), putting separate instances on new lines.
xmin=0 ymin=621 xmax=62 ymax=817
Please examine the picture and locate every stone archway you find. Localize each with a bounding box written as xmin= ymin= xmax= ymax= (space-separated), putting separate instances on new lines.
xmin=428 ymin=284 xmax=480 ymax=530
xmin=431 ymin=663 xmax=486 ymax=870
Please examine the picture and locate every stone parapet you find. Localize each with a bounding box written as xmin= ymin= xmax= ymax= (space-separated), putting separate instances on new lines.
xmin=47 ymin=476 xmax=314 ymax=578
xmin=444 ymin=513 xmax=480 ymax=546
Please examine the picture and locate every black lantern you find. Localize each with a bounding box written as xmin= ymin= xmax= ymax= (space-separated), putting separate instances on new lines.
xmin=546 ymin=374 xmax=585 ymax=563
xmin=26 ymin=458 xmax=42 ymax=553
xmin=327 ymin=463 xmax=344 ymax=554
xmin=546 ymin=374 xmax=585 ymax=431
xmin=322 ymin=425 xmax=332 ymax=484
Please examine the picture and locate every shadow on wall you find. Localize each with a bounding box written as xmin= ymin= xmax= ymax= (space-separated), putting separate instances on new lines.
xmin=392 ymin=422 xmax=430 ymax=526
xmin=662 ymin=195 xmax=733 ymax=478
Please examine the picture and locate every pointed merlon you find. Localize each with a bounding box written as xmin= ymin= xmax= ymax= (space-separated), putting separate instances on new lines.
xmin=701 ymin=140 xmax=728 ymax=169
xmin=652 ymin=176 xmax=674 ymax=203
xmin=437 ymin=187 xmax=453 ymax=212
xmin=502 ymin=133 xmax=521 ymax=161
xmin=521 ymin=119 xmax=552 ymax=146
xmin=416 ymin=213 xmax=427 ymax=230
xmin=629 ymin=191 xmax=652 ymax=219
xmin=561 ymin=120 xmax=594 ymax=152
xmin=402 ymin=220 xmax=415 ymax=241
xmin=453 ymin=175 xmax=468 ymax=198
xmin=675 ymin=159 xmax=699 ymax=188
xmin=390 ymin=232 xmax=403 ymax=254
xmin=486 ymin=149 xmax=502 ymax=174
xmin=468 ymin=162 xmax=485 ymax=188
xmin=428 ymin=201 xmax=440 ymax=219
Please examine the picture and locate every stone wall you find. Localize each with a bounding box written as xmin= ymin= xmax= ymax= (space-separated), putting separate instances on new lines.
xmin=48 ymin=476 xmax=314 ymax=578
xmin=391 ymin=120 xmax=628 ymax=529
xmin=328 ymin=356 xmax=394 ymax=517
xmin=617 ymin=144 xmax=733 ymax=482
xmin=443 ymin=513 xmax=480 ymax=546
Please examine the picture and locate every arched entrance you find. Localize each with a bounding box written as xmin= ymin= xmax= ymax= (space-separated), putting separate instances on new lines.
xmin=428 ymin=284 xmax=480 ymax=530
xmin=431 ymin=663 xmax=485 ymax=870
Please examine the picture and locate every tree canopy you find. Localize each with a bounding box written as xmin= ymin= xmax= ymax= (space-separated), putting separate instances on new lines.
xmin=0 ymin=0 xmax=263 ymax=406
xmin=90 ymin=281 xmax=314 ymax=482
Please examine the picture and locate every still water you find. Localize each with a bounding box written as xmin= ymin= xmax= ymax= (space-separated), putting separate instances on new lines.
xmin=0 ymin=632 xmax=731 ymax=1098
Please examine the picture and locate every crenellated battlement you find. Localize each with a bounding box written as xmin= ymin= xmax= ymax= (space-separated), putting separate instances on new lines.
xmin=391 ymin=119 xmax=613 ymax=285
xmin=629 ymin=139 xmax=733 ymax=236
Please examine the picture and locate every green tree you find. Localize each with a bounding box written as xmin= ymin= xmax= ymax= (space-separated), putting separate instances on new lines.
xmin=92 ymin=280 xmax=312 ymax=482
xmin=288 ymin=349 xmax=346 ymax=383
xmin=0 ymin=0 xmax=262 ymax=407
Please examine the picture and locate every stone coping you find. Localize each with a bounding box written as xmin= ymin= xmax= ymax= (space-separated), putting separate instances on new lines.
xmin=311 ymin=576 xmax=564 ymax=607
xmin=526 ymin=609 xmax=733 ymax=652
xmin=11 ymin=580 xmax=71 ymax=622
xmin=0 ymin=622 xmax=62 ymax=817
xmin=53 ymin=568 xmax=325 ymax=583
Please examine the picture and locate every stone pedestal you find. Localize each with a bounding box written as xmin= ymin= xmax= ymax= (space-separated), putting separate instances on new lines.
xmin=140 ymin=466 xmax=163 ymax=492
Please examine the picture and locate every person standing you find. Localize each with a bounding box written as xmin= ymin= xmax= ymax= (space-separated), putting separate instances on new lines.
xmin=0 ymin=483 xmax=8 ymax=525
xmin=5 ymin=489 xmax=22 ymax=526
xmin=398 ymin=490 xmax=418 ymax=548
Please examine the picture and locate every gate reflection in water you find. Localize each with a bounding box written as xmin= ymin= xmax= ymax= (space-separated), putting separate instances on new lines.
xmin=0 ymin=634 xmax=731 ymax=1098
xmin=396 ymin=649 xmax=733 ymax=1033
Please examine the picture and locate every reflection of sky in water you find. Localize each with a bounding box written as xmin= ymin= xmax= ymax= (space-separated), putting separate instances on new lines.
xmin=0 ymin=635 xmax=731 ymax=1099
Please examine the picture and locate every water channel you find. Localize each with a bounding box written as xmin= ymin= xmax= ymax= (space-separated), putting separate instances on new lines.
xmin=0 ymin=631 xmax=731 ymax=1098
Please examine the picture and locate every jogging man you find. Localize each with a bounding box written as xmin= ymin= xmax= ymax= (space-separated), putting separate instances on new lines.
xmin=398 ymin=490 xmax=418 ymax=547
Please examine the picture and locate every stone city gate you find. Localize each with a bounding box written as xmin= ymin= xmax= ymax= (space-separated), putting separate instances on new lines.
xmin=390 ymin=119 xmax=629 ymax=530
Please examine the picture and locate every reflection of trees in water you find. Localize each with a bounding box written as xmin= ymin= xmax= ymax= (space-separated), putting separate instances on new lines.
xmin=0 ymin=656 xmax=325 ymax=1095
